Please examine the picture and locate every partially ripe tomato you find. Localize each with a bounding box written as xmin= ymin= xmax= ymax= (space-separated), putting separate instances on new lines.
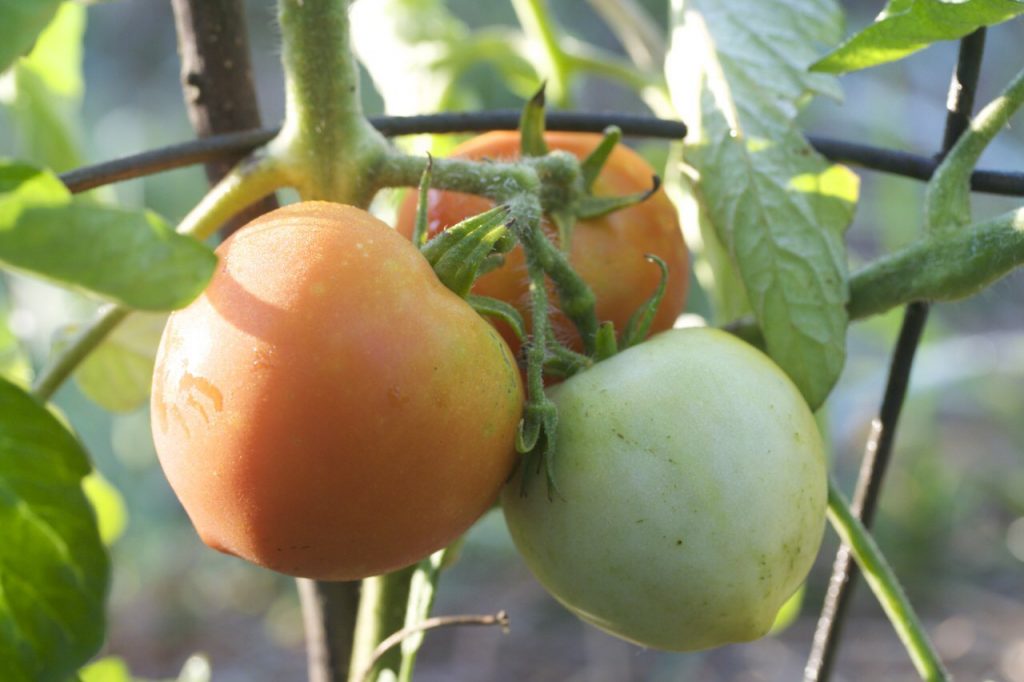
xmin=151 ymin=201 xmax=524 ymax=581
xmin=501 ymin=327 xmax=826 ymax=651
xmin=395 ymin=132 xmax=689 ymax=356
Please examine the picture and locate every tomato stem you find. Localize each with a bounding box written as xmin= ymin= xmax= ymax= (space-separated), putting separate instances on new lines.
xmin=925 ymin=65 xmax=1024 ymax=234
xmin=274 ymin=0 xmax=390 ymax=206
xmin=825 ymin=478 xmax=951 ymax=682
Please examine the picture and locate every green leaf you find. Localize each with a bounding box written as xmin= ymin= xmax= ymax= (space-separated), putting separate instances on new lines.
xmin=350 ymin=0 xmax=536 ymax=151
xmin=0 ymin=3 xmax=87 ymax=171
xmin=0 ymin=306 xmax=32 ymax=386
xmin=813 ymin=0 xmax=1024 ymax=74
xmin=350 ymin=0 xmax=472 ymax=152
xmin=666 ymin=0 xmax=857 ymax=409
xmin=769 ymin=584 xmax=804 ymax=634
xmin=0 ymin=162 xmax=217 ymax=311
xmin=79 ymin=656 xmax=132 ymax=682
xmin=62 ymin=312 xmax=167 ymax=413
xmin=82 ymin=470 xmax=127 ymax=546
xmin=0 ymin=376 xmax=110 ymax=682
xmin=0 ymin=0 xmax=63 ymax=73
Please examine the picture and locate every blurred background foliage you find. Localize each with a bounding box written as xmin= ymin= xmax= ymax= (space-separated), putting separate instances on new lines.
xmin=1 ymin=1 xmax=1023 ymax=680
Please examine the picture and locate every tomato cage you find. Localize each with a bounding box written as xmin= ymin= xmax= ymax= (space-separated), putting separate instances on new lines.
xmin=7 ymin=1 xmax=1024 ymax=681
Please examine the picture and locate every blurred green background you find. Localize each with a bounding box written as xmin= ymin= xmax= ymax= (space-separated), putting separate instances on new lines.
xmin=1 ymin=1 xmax=1023 ymax=680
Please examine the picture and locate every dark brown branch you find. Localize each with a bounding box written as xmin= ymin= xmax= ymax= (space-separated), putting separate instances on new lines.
xmin=170 ymin=0 xmax=277 ymax=234
xmin=804 ymin=28 xmax=986 ymax=682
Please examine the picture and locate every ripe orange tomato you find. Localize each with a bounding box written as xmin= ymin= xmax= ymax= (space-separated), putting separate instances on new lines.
xmin=151 ymin=201 xmax=524 ymax=581
xmin=395 ymin=131 xmax=689 ymax=356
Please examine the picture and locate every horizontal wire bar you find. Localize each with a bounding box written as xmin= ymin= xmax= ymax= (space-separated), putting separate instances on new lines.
xmin=57 ymin=111 xmax=1024 ymax=196
xmin=808 ymin=134 xmax=1024 ymax=195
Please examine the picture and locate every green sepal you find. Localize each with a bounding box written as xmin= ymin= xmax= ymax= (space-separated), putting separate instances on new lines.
xmin=543 ymin=340 xmax=592 ymax=379
xmin=467 ymin=294 xmax=525 ymax=341
xmin=579 ymin=126 xmax=622 ymax=192
xmin=620 ymin=254 xmax=669 ymax=349
xmin=515 ymin=395 xmax=560 ymax=500
xmin=421 ymin=206 xmax=510 ymax=297
xmin=411 ymin=153 xmax=433 ymax=247
xmin=550 ymin=209 xmax=575 ymax=252
xmin=592 ymin=321 xmax=619 ymax=362
xmin=575 ymin=175 xmax=661 ymax=221
xmin=477 ymin=253 xmax=508 ymax=277
xmin=519 ymin=84 xmax=549 ymax=157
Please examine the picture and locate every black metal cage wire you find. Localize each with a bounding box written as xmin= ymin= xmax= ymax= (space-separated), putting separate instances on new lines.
xmin=50 ymin=26 xmax=1015 ymax=682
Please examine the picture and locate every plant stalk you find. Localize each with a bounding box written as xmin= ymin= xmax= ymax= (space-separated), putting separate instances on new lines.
xmin=825 ymin=479 xmax=950 ymax=681
xmin=274 ymin=0 xmax=389 ymax=205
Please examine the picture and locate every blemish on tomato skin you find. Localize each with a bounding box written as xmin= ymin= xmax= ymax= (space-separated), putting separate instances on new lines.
xmin=179 ymin=372 xmax=224 ymax=412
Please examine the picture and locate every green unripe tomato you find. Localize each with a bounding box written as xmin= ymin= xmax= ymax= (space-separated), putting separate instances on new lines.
xmin=501 ymin=327 xmax=827 ymax=651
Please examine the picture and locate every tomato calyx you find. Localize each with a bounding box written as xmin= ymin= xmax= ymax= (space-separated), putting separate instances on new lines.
xmin=619 ymin=254 xmax=670 ymax=350
xmin=515 ymin=393 xmax=560 ymax=500
xmin=420 ymin=206 xmax=514 ymax=298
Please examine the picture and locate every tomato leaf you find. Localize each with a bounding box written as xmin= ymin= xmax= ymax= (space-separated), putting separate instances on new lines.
xmin=665 ymin=0 xmax=858 ymax=409
xmin=0 ymin=377 xmax=110 ymax=682
xmin=0 ymin=161 xmax=217 ymax=311
xmin=350 ymin=0 xmax=536 ymax=151
xmin=81 ymin=470 xmax=128 ymax=546
xmin=0 ymin=305 xmax=32 ymax=386
xmin=57 ymin=312 xmax=167 ymax=413
xmin=0 ymin=3 xmax=86 ymax=172
xmin=79 ymin=656 xmax=132 ymax=682
xmin=0 ymin=0 xmax=62 ymax=73
xmin=813 ymin=0 xmax=1024 ymax=74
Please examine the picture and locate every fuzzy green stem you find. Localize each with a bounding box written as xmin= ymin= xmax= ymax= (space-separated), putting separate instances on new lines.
xmin=29 ymin=155 xmax=283 ymax=402
xmin=377 ymin=151 xmax=600 ymax=349
xmin=925 ymin=65 xmax=1024 ymax=232
xmin=274 ymin=0 xmax=389 ymax=205
xmin=850 ymin=207 xmax=1024 ymax=319
xmin=826 ymin=478 xmax=950 ymax=682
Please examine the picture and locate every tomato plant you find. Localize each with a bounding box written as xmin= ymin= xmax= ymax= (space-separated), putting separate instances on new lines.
xmin=502 ymin=327 xmax=827 ymax=651
xmin=395 ymin=131 xmax=689 ymax=356
xmin=151 ymin=201 xmax=524 ymax=581
xmin=3 ymin=1 xmax=1024 ymax=681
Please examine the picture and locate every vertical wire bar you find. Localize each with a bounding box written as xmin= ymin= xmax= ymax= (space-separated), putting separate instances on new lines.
xmin=170 ymin=0 xmax=278 ymax=235
xmin=804 ymin=28 xmax=987 ymax=682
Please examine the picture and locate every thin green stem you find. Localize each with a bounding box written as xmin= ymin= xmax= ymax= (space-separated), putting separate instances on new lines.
xmin=31 ymin=305 xmax=130 ymax=402
xmin=29 ymin=155 xmax=284 ymax=403
xmin=826 ymin=478 xmax=950 ymax=681
xmin=510 ymin=0 xmax=573 ymax=107
xmin=926 ymin=65 xmax=1024 ymax=232
xmin=396 ymin=549 xmax=449 ymax=682
xmin=563 ymin=45 xmax=662 ymax=94
xmin=349 ymin=566 xmax=417 ymax=682
xmin=586 ymin=0 xmax=666 ymax=70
